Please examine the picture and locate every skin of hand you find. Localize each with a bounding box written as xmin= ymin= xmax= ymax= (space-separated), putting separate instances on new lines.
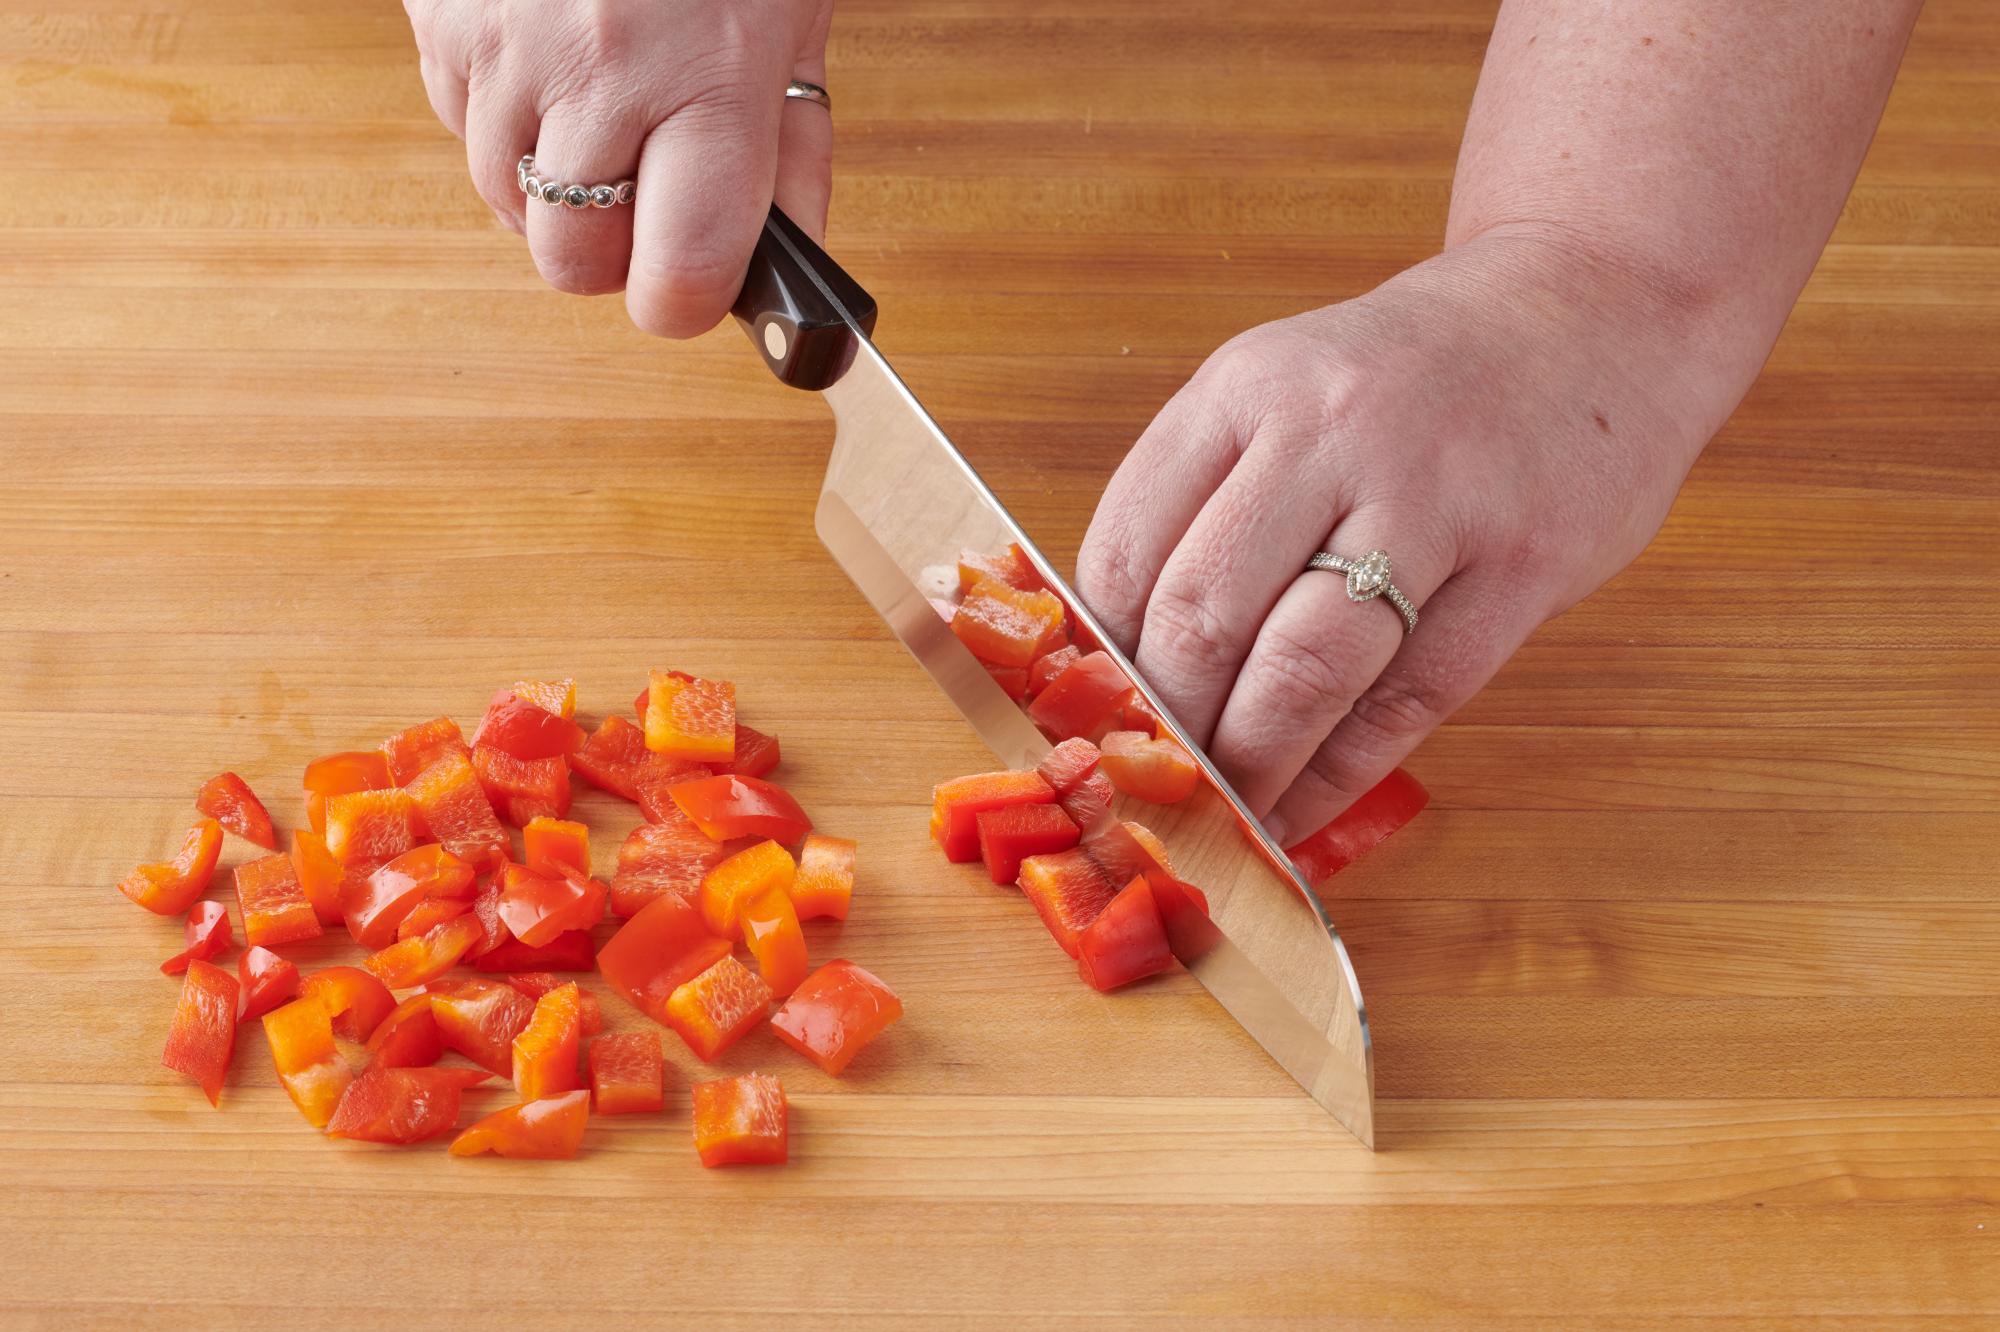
xmin=404 ymin=0 xmax=834 ymax=336
xmin=1074 ymin=0 xmax=1926 ymax=846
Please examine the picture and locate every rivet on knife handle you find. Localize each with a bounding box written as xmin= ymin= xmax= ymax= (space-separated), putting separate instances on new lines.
xmin=730 ymin=205 xmax=878 ymax=392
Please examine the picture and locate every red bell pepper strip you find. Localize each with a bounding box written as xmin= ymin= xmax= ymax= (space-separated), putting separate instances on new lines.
xmin=1027 ymin=651 xmax=1134 ymax=741
xmin=288 ymin=829 xmax=347 ymax=926
xmin=378 ymin=716 xmax=470 ymax=787
xmin=341 ymin=843 xmax=473 ymax=948
xmin=303 ymin=750 xmax=392 ymax=837
xmin=497 ymin=863 xmax=607 ymax=947
xmin=930 ymin=769 xmax=1055 ymax=863
xmin=472 ymin=687 xmax=585 ymax=761
xmin=233 ymin=851 xmax=322 ymax=948
xmin=427 ymin=978 xmax=536 ymax=1076
xmin=501 ymin=974 xmax=602 ymax=1036
xmin=118 ymin=818 xmax=223 ymax=915
xmin=160 ymin=899 xmax=232 ymax=976
xmin=1099 ymin=730 xmax=1201 ymax=804
xmin=511 ymin=677 xmax=577 ymax=719
xmin=522 ymin=816 xmax=590 ymax=876
xmin=322 ymin=788 xmax=422 ymax=866
xmin=1057 ymin=771 xmax=1116 ymax=833
xmin=263 ymin=994 xmax=352 ymax=1127
xmin=596 ymin=891 xmax=731 ymax=1026
xmin=194 ymin=771 xmax=278 ymax=850
xmin=952 ymin=577 xmax=1067 ymax=668
xmin=1283 ymin=768 xmax=1431 ymax=887
xmin=768 ymin=959 xmax=903 ymax=1076
xmin=607 ymin=810 xmax=731 ymax=917
xmin=1027 ymin=644 xmax=1082 ymax=697
xmin=512 ymin=982 xmax=583 ymax=1100
xmin=325 ymin=1063 xmax=491 ymax=1145
xmin=1017 ymin=848 xmax=1120 ymax=958
xmin=472 ymin=929 xmax=596 ymax=972
xmin=572 ymin=714 xmax=704 ymax=803
xmin=235 ymin=945 xmax=299 ymax=1023
xmin=395 ymin=894 xmax=471 ymax=940
xmin=666 ymin=954 xmax=771 ymax=1061
xmin=691 ymin=1073 xmax=787 ymax=1167
xmin=162 ymin=958 xmax=238 ymax=1107
xmin=976 ymin=802 xmax=1081 ymax=884
xmin=363 ymin=911 xmax=485 ymax=989
xmin=645 ymin=670 xmax=737 ymax=763
xmin=788 ymin=833 xmax=855 ymax=922
xmin=699 ymin=839 xmax=795 ymax=939
xmin=449 ymin=1089 xmax=590 ymax=1159
xmin=363 ymin=992 xmax=445 ymax=1068
xmin=298 ymin=965 xmax=396 ymax=1042
xmin=470 ymin=743 xmax=572 ymax=826
xmin=716 ymin=723 xmax=781 ymax=779
xmin=403 ymin=748 xmax=510 ymax=871
xmin=588 ymin=1031 xmax=665 ymax=1115
xmin=739 ymin=886 xmax=810 ymax=997
xmin=1075 ymin=876 xmax=1175 ymax=992
xmin=668 ymin=774 xmax=811 ymax=844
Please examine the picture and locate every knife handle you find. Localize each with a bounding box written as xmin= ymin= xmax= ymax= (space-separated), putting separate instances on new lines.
xmin=731 ymin=204 xmax=878 ymax=392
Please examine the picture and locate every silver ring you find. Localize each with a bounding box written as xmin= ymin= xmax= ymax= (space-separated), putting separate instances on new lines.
xmin=785 ymin=79 xmax=832 ymax=112
xmin=1307 ymin=549 xmax=1418 ymax=634
xmin=517 ymin=155 xmax=636 ymax=209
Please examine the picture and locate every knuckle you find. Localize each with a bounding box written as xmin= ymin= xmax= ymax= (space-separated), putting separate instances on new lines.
xmin=1342 ymin=672 xmax=1451 ymax=753
xmin=1073 ymin=534 xmax=1146 ymax=632
xmin=534 ymin=246 xmax=627 ymax=296
xmin=1142 ymin=584 xmax=1236 ymax=682
xmin=626 ymin=240 xmax=744 ymax=337
xmin=1253 ymin=624 xmax=1356 ymax=723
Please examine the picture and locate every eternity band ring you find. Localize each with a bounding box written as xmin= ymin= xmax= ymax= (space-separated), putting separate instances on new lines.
xmin=1307 ymin=549 xmax=1419 ymax=635
xmin=517 ymin=156 xmax=635 ymax=210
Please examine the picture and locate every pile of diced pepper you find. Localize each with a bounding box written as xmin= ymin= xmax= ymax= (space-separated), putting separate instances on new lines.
xmin=127 ymin=673 xmax=902 ymax=1165
xmin=931 ymin=545 xmax=1430 ymax=986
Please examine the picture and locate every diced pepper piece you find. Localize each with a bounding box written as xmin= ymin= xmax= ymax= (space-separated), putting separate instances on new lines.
xmin=450 ymin=1090 xmax=590 ymax=1159
xmin=364 ymin=912 xmax=485 ymax=989
xmin=597 ymin=892 xmax=732 ymax=1026
xmin=470 ymin=743 xmax=572 ymax=826
xmin=395 ymin=894 xmax=471 ymax=940
xmin=522 ymin=816 xmax=589 ymax=876
xmin=691 ymin=1073 xmax=787 ymax=1167
xmin=323 ymin=788 xmax=422 ymax=866
xmin=511 ymin=677 xmax=577 ymax=719
xmin=635 ymin=760 xmax=730 ymax=825
xmin=951 ymin=576 xmax=1067 ymax=668
xmin=634 ymin=684 xmax=651 ymax=724
xmin=472 ymin=688 xmax=584 ymax=761
xmin=326 ymin=1063 xmax=491 ymax=1144
xmin=608 ymin=810 xmax=731 ymax=917
xmin=497 ymin=863 xmax=606 ymax=947
xmin=379 ymin=717 xmax=470 ymax=787
xmin=957 ymin=544 xmax=1042 ymax=594
xmin=298 ymin=965 xmax=396 ymax=1042
xmin=512 ymin=982 xmax=583 ymax=1100
xmin=700 ymin=839 xmax=796 ymax=940
xmin=588 ymin=1031 xmax=666 ymax=1115
xmin=195 ymin=771 xmax=278 ymax=850
xmin=1115 ymin=691 xmax=1163 ymax=737
xmin=428 ymin=978 xmax=536 ymax=1076
xmin=985 ymin=663 xmax=1030 ymax=700
xmin=160 ymin=900 xmax=232 ymax=976
xmin=789 ymin=834 xmax=855 ymax=922
xmin=467 ymin=876 xmax=507 ymax=958
xmin=233 ymin=851 xmax=321 ymax=948
xmin=501 ymin=973 xmax=602 ymax=1036
xmin=930 ymin=769 xmax=1055 ymax=863
xmin=303 ymin=750 xmax=392 ymax=837
xmin=1017 ymin=848 xmax=1120 ymax=958
xmin=572 ymin=714 xmax=705 ymax=803
xmin=976 ymin=802 xmax=1081 ymax=884
xmin=235 ymin=945 xmax=300 ymax=1023
xmin=363 ymin=992 xmax=444 ymax=1068
xmin=669 ymin=774 xmax=809 ymax=844
xmin=118 ymin=818 xmax=223 ymax=916
xmin=1057 ymin=771 xmax=1116 ymax=833
xmin=666 ymin=955 xmax=771 ymax=1061
xmin=769 ymin=959 xmax=903 ymax=1076
xmin=1028 ymin=651 xmax=1134 ymax=741
xmin=289 ymin=830 xmax=347 ymax=926
xmin=1099 ymin=730 xmax=1201 ymax=804
xmin=1084 ymin=820 xmax=1177 ymax=885
xmin=1075 ymin=876 xmax=1174 ymax=991
xmin=1028 ymin=644 xmax=1083 ymax=697
xmin=716 ymin=724 xmax=780 ymax=779
xmin=162 ymin=959 xmax=237 ymax=1107
xmin=1283 ymin=768 xmax=1432 ymax=887
xmin=404 ymin=748 xmax=509 ymax=870
xmin=472 ymin=930 xmax=596 ymax=973
xmin=1036 ymin=737 xmax=1102 ymax=795
xmin=342 ymin=843 xmax=472 ymax=948
xmin=645 ymin=670 xmax=737 ymax=762
xmin=740 ymin=887 xmax=809 ymax=997
xmin=263 ymin=995 xmax=352 ymax=1127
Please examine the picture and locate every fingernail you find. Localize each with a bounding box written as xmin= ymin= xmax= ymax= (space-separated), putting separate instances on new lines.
xmin=1263 ymin=815 xmax=1290 ymax=848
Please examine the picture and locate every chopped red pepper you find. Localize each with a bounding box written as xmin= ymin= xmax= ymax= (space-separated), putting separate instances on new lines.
xmin=952 ymin=577 xmax=1067 ymax=668
xmin=769 ymin=959 xmax=903 ymax=1076
xmin=644 ymin=670 xmax=737 ymax=763
xmin=326 ymin=1063 xmax=491 ymax=1145
xmin=395 ymin=894 xmax=471 ymax=940
xmin=470 ymin=743 xmax=572 ymax=826
xmin=522 ymin=816 xmax=590 ymax=876
xmin=930 ymin=769 xmax=1055 ymax=863
xmin=302 ymin=750 xmax=392 ymax=837
xmin=510 ymin=677 xmax=577 ymax=719
xmin=472 ymin=929 xmax=596 ymax=972
xmin=379 ymin=717 xmax=470 ymax=787
xmin=1017 ymin=848 xmax=1120 ymax=958
xmin=1057 ymin=771 xmax=1116 ymax=833
xmin=341 ymin=843 xmax=473 ymax=948
xmin=956 ymin=544 xmax=1042 ymax=594
xmin=322 ymin=788 xmax=422 ymax=866
xmin=233 ymin=851 xmax=322 ymax=948
xmin=263 ymin=995 xmax=353 ymax=1127
xmin=297 ymin=965 xmax=396 ymax=1042
xmin=363 ymin=911 xmax=485 ymax=989
xmin=666 ymin=954 xmax=771 ymax=1061
xmin=607 ymin=810 xmax=731 ymax=917
xmin=1099 ymin=730 xmax=1200 ymax=804
xmin=363 ymin=992 xmax=444 ymax=1068
xmin=502 ymin=973 xmax=603 ymax=1035
xmin=449 ymin=1089 xmax=590 ymax=1159
xmin=985 ymin=663 xmax=1030 ymax=701
xmin=1283 ymin=767 xmax=1431 ymax=887
xmin=497 ymin=863 xmax=606 ymax=947
xmin=1027 ymin=651 xmax=1134 ymax=741
xmin=716 ymin=723 xmax=781 ymax=779
xmin=1084 ymin=820 xmax=1177 ymax=886
xmin=1075 ymin=876 xmax=1174 ymax=992
xmin=635 ymin=759 xmax=719 ymax=824
xmin=404 ymin=748 xmax=510 ymax=870
xmin=740 ymin=887 xmax=810 ymax=997
xmin=691 ymin=1073 xmax=787 ymax=1167
xmin=1027 ymin=644 xmax=1082 ymax=697
xmin=588 ymin=1031 xmax=666 ymax=1115
xmin=512 ymin=982 xmax=583 ymax=1100
xmin=195 ymin=771 xmax=278 ymax=850
xmin=472 ymin=688 xmax=584 ymax=761
xmin=235 ymin=945 xmax=300 ymax=1023
xmin=572 ymin=714 xmax=704 ymax=803
xmin=1115 ymin=691 xmax=1164 ymax=737
xmin=699 ymin=839 xmax=795 ymax=939
xmin=596 ymin=891 xmax=732 ymax=1026
xmin=160 ymin=899 xmax=232 ymax=976
xmin=118 ymin=817 xmax=223 ymax=916
xmin=1036 ymin=736 xmax=1102 ymax=795
xmin=427 ymin=978 xmax=536 ymax=1075
xmin=162 ymin=958 xmax=238 ymax=1107
xmin=976 ymin=802 xmax=1081 ymax=884
xmin=669 ymin=774 xmax=811 ymax=844
xmin=788 ymin=833 xmax=855 ymax=922
xmin=288 ymin=829 xmax=347 ymax=926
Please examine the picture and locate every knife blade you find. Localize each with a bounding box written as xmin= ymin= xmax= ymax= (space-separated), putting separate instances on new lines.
xmin=733 ymin=207 xmax=1375 ymax=1148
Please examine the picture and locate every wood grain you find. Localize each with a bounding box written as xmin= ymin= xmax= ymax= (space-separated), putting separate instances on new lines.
xmin=3 ymin=0 xmax=1997 ymax=1326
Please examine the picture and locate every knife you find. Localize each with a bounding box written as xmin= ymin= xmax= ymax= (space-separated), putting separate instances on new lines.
xmin=730 ymin=206 xmax=1376 ymax=1149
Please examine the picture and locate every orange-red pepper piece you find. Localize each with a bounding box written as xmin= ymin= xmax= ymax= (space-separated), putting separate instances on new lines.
xmin=378 ymin=716 xmax=470 ymax=786
xmin=1027 ymin=644 xmax=1083 ymax=698
xmin=118 ymin=818 xmax=223 ymax=916
xmin=511 ymin=677 xmax=577 ymax=719
xmin=1017 ymin=848 xmax=1120 ymax=958
xmin=326 ymin=1063 xmax=491 ymax=1144
xmin=323 ymin=787 xmax=422 ymax=866
xmin=162 ymin=959 xmax=238 ymax=1107
xmin=930 ymin=769 xmax=1055 ymax=863
xmin=572 ymin=714 xmax=705 ymax=803
xmin=951 ymin=576 xmax=1066 ymax=669
xmin=395 ymin=894 xmax=471 ymax=940
xmin=699 ymin=839 xmax=796 ymax=940
xmin=716 ymin=724 xmax=781 ymax=779
xmin=1027 ymin=651 xmax=1134 ymax=742
xmin=739 ymin=886 xmax=809 ymax=997
xmin=513 ymin=982 xmax=583 ymax=1100
xmin=645 ymin=670 xmax=737 ymax=763
xmin=1057 ymin=770 xmax=1116 ymax=834
xmin=473 ymin=688 xmax=585 ymax=761
xmin=342 ymin=843 xmax=473 ymax=948
xmin=588 ymin=1031 xmax=666 ymax=1115
xmin=596 ymin=891 xmax=732 ymax=1026
xmin=669 ymin=774 xmax=811 ymax=844
xmin=1075 ymin=875 xmax=1175 ymax=992
xmin=235 ymin=945 xmax=300 ymax=1023
xmin=1283 ymin=767 xmax=1431 ymax=887
xmin=496 ymin=863 xmax=606 ymax=947
xmin=263 ymin=993 xmax=352 ymax=1127
xmin=788 ymin=833 xmax=855 ymax=922
xmin=303 ymin=750 xmax=392 ymax=837
xmin=233 ymin=851 xmax=322 ymax=948
xmin=522 ymin=816 xmax=589 ymax=876
xmin=449 ymin=1089 xmax=590 ymax=1159
xmin=1036 ymin=737 xmax=1101 ymax=795
xmin=470 ymin=743 xmax=572 ymax=826
xmin=404 ymin=747 xmax=510 ymax=871
xmin=608 ymin=810 xmax=731 ymax=917
xmin=1084 ymin=820 xmax=1177 ymax=886
xmin=501 ymin=973 xmax=602 ymax=1035
xmin=691 ymin=1073 xmax=787 ymax=1167
xmin=956 ymin=544 xmax=1043 ymax=594
xmin=769 ymin=959 xmax=904 ymax=1076
xmin=364 ymin=911 xmax=485 ymax=989
xmin=1099 ymin=730 xmax=1200 ymax=804
xmin=976 ymin=802 xmax=1081 ymax=884
xmin=288 ymin=829 xmax=348 ymax=926
xmin=161 ymin=899 xmax=232 ymax=976
xmin=427 ymin=978 xmax=536 ymax=1076
xmin=195 ymin=771 xmax=278 ymax=850
xmin=363 ymin=992 xmax=445 ymax=1068
xmin=666 ymin=954 xmax=771 ymax=1061
xmin=985 ymin=663 xmax=1031 ymax=701
xmin=298 ymin=965 xmax=396 ymax=1042
xmin=472 ymin=929 xmax=596 ymax=973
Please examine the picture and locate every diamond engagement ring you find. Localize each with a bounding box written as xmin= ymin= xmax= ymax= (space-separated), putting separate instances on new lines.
xmin=517 ymin=156 xmax=635 ymax=210
xmin=1307 ymin=550 xmax=1418 ymax=635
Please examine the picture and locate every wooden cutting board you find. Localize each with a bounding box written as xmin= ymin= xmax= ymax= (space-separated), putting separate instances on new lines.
xmin=4 ymin=1 xmax=1996 ymax=1325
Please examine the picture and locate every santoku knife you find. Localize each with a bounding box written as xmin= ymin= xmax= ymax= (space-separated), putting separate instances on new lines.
xmin=729 ymin=206 xmax=1376 ymax=1149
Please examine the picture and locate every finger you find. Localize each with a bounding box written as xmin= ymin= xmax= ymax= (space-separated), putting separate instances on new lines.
xmin=775 ymin=16 xmax=834 ymax=239
xmin=1263 ymin=568 xmax=1529 ymax=846
xmin=1208 ymin=511 xmax=1455 ymax=819
xmin=418 ymin=52 xmax=468 ymax=141
xmin=526 ymin=100 xmax=646 ymax=296
xmin=464 ymin=80 xmax=539 ymax=237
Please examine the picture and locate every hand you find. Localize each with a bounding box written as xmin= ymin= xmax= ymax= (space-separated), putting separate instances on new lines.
xmin=1075 ymin=231 xmax=1716 ymax=846
xmin=405 ymin=0 xmax=834 ymax=336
